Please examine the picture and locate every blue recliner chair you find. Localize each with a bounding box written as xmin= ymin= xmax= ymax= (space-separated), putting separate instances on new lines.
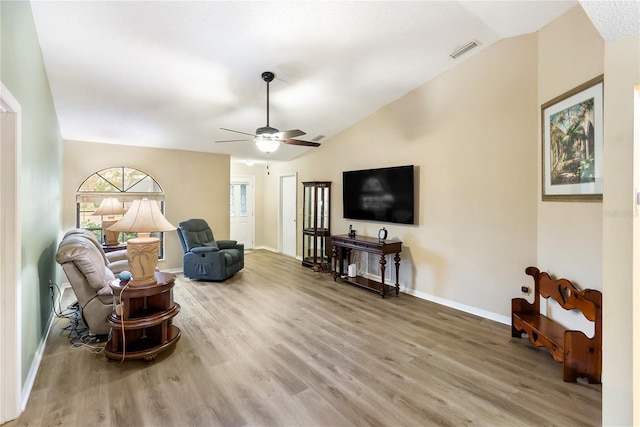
xmin=177 ymin=218 xmax=244 ymax=281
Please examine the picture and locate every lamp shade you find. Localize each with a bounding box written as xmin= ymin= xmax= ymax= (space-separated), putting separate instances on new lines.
xmin=93 ymin=197 xmax=125 ymax=216
xmin=107 ymin=198 xmax=175 ymax=233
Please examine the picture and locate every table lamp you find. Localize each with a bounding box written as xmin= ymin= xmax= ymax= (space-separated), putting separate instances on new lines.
xmin=107 ymin=198 xmax=176 ymax=286
xmin=93 ymin=197 xmax=126 ymax=246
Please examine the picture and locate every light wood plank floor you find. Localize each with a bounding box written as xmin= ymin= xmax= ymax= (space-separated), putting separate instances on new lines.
xmin=6 ymin=250 xmax=601 ymax=427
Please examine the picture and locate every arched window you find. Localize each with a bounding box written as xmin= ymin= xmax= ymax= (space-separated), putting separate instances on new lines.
xmin=76 ymin=167 xmax=167 ymax=258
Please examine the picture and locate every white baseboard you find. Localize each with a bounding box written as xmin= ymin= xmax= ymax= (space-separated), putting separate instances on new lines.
xmin=22 ymin=310 xmax=54 ymax=411
xmin=359 ymin=268 xmax=510 ymax=326
xmin=400 ymin=285 xmax=510 ymax=325
xmin=252 ymin=246 xmax=302 ymax=262
xmin=254 ymin=245 xmax=279 ymax=253
xmin=246 ymin=250 xmax=511 ymax=325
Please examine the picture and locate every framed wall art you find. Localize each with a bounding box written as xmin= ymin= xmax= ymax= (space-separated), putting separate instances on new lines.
xmin=541 ymin=75 xmax=603 ymax=201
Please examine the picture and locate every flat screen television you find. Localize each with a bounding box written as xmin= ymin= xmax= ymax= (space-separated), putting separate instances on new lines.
xmin=342 ymin=165 xmax=415 ymax=225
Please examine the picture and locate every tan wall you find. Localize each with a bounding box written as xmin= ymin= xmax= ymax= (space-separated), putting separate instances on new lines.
xmin=537 ymin=6 xmax=604 ymax=289
xmin=534 ymin=4 xmax=605 ymax=379
xmin=63 ymin=140 xmax=230 ymax=270
xmin=265 ymin=31 xmax=540 ymax=321
xmin=601 ymin=33 xmax=640 ymax=427
xmin=535 ymin=8 xmax=640 ymax=424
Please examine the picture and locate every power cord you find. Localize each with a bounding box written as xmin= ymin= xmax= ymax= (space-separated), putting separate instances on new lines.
xmin=48 ymin=280 xmax=106 ymax=352
xmin=116 ymin=280 xmax=131 ymax=363
xmin=49 ymin=280 xmax=76 ymax=319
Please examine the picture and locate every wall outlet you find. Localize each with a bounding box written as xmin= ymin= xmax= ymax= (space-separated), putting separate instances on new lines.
xmin=520 ymin=285 xmax=529 ymax=294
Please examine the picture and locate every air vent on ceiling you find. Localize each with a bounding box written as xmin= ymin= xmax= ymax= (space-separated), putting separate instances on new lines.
xmin=449 ymin=40 xmax=479 ymax=59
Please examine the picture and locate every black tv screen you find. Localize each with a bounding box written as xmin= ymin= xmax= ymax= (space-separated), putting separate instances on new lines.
xmin=342 ymin=165 xmax=414 ymax=225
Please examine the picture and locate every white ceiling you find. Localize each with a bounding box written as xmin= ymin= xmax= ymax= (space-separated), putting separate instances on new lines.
xmin=30 ymin=1 xmax=639 ymax=162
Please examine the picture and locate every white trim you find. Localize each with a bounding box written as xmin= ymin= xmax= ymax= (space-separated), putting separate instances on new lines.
xmin=633 ymin=84 xmax=640 ymax=427
xmin=254 ymin=245 xmax=279 ymax=253
xmin=0 ymin=81 xmax=22 ymax=423
xmin=21 ymin=314 xmax=54 ymax=411
xmin=279 ymin=173 xmax=297 ymax=256
xmin=401 ymin=286 xmax=511 ymax=325
xmin=358 ymin=260 xmax=511 ymax=325
xmin=233 ymin=245 xmax=510 ymax=324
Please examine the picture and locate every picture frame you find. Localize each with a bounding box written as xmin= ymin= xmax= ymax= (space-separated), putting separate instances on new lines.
xmin=541 ymin=75 xmax=604 ymax=201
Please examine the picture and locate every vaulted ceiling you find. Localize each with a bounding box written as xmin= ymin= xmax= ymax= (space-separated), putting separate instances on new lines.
xmin=30 ymin=1 xmax=639 ymax=162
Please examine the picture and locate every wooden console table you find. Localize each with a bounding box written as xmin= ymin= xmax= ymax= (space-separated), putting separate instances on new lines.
xmin=102 ymin=243 xmax=126 ymax=253
xmin=105 ymin=271 xmax=180 ymax=363
xmin=331 ymin=234 xmax=402 ymax=298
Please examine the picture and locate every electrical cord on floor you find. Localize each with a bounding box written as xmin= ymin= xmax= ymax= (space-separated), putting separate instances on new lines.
xmin=117 ymin=280 xmax=131 ymax=363
xmin=49 ymin=280 xmax=76 ymax=319
xmin=49 ymin=280 xmax=106 ymax=353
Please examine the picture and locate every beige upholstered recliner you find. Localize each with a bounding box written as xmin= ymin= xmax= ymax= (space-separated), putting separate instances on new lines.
xmin=55 ymin=229 xmax=130 ymax=335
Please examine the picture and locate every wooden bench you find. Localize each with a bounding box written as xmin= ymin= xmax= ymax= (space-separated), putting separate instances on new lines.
xmin=511 ymin=266 xmax=601 ymax=383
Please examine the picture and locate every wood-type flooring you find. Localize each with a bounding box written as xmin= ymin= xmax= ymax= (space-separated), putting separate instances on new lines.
xmin=5 ymin=250 xmax=601 ymax=427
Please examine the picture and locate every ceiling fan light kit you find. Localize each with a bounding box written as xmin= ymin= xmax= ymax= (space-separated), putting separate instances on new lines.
xmin=216 ymin=71 xmax=321 ymax=153
xmin=255 ymin=136 xmax=281 ymax=153
xmin=255 ymin=126 xmax=279 ymax=137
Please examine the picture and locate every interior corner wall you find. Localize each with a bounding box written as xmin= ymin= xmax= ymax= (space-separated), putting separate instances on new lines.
xmin=535 ymin=5 xmax=638 ymax=425
xmin=536 ymin=6 xmax=604 ymax=290
xmin=0 ymin=0 xmax=63 ymax=397
xmin=601 ymin=33 xmax=640 ymax=427
xmin=267 ymin=31 xmax=539 ymax=321
xmin=62 ymin=140 xmax=231 ymax=271
xmin=635 ymin=83 xmax=640 ymax=427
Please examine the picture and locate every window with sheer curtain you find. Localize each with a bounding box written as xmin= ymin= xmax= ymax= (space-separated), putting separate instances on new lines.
xmin=75 ymin=167 xmax=167 ymax=258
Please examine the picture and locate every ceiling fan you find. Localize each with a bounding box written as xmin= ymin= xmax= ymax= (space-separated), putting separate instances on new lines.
xmin=216 ymin=71 xmax=321 ymax=153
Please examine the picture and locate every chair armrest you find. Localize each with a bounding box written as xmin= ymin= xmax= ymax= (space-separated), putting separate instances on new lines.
xmin=107 ymin=259 xmax=129 ymax=275
xmin=97 ymin=284 xmax=113 ymax=297
xmin=192 ymin=246 xmax=218 ymax=254
xmin=105 ymin=249 xmax=128 ymax=262
xmin=217 ymin=240 xmax=238 ymax=250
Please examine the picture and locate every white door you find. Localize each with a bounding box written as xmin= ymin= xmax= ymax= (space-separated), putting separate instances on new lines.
xmin=280 ymin=174 xmax=297 ymax=257
xmin=230 ymin=176 xmax=255 ymax=249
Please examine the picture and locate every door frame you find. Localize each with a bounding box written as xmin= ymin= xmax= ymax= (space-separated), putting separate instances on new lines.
xmin=633 ymin=84 xmax=640 ymax=426
xmin=0 ymin=82 xmax=22 ymax=423
xmin=230 ymin=175 xmax=255 ymax=249
xmin=279 ymin=173 xmax=297 ymax=257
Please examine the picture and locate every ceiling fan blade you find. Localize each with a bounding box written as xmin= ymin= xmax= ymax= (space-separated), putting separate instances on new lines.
xmin=220 ymin=73 xmax=320 ymax=149
xmin=283 ymin=139 xmax=321 ymax=147
xmin=215 ymin=139 xmax=251 ymax=143
xmin=274 ymin=129 xmax=306 ymax=139
xmin=220 ymin=127 xmax=257 ymax=138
